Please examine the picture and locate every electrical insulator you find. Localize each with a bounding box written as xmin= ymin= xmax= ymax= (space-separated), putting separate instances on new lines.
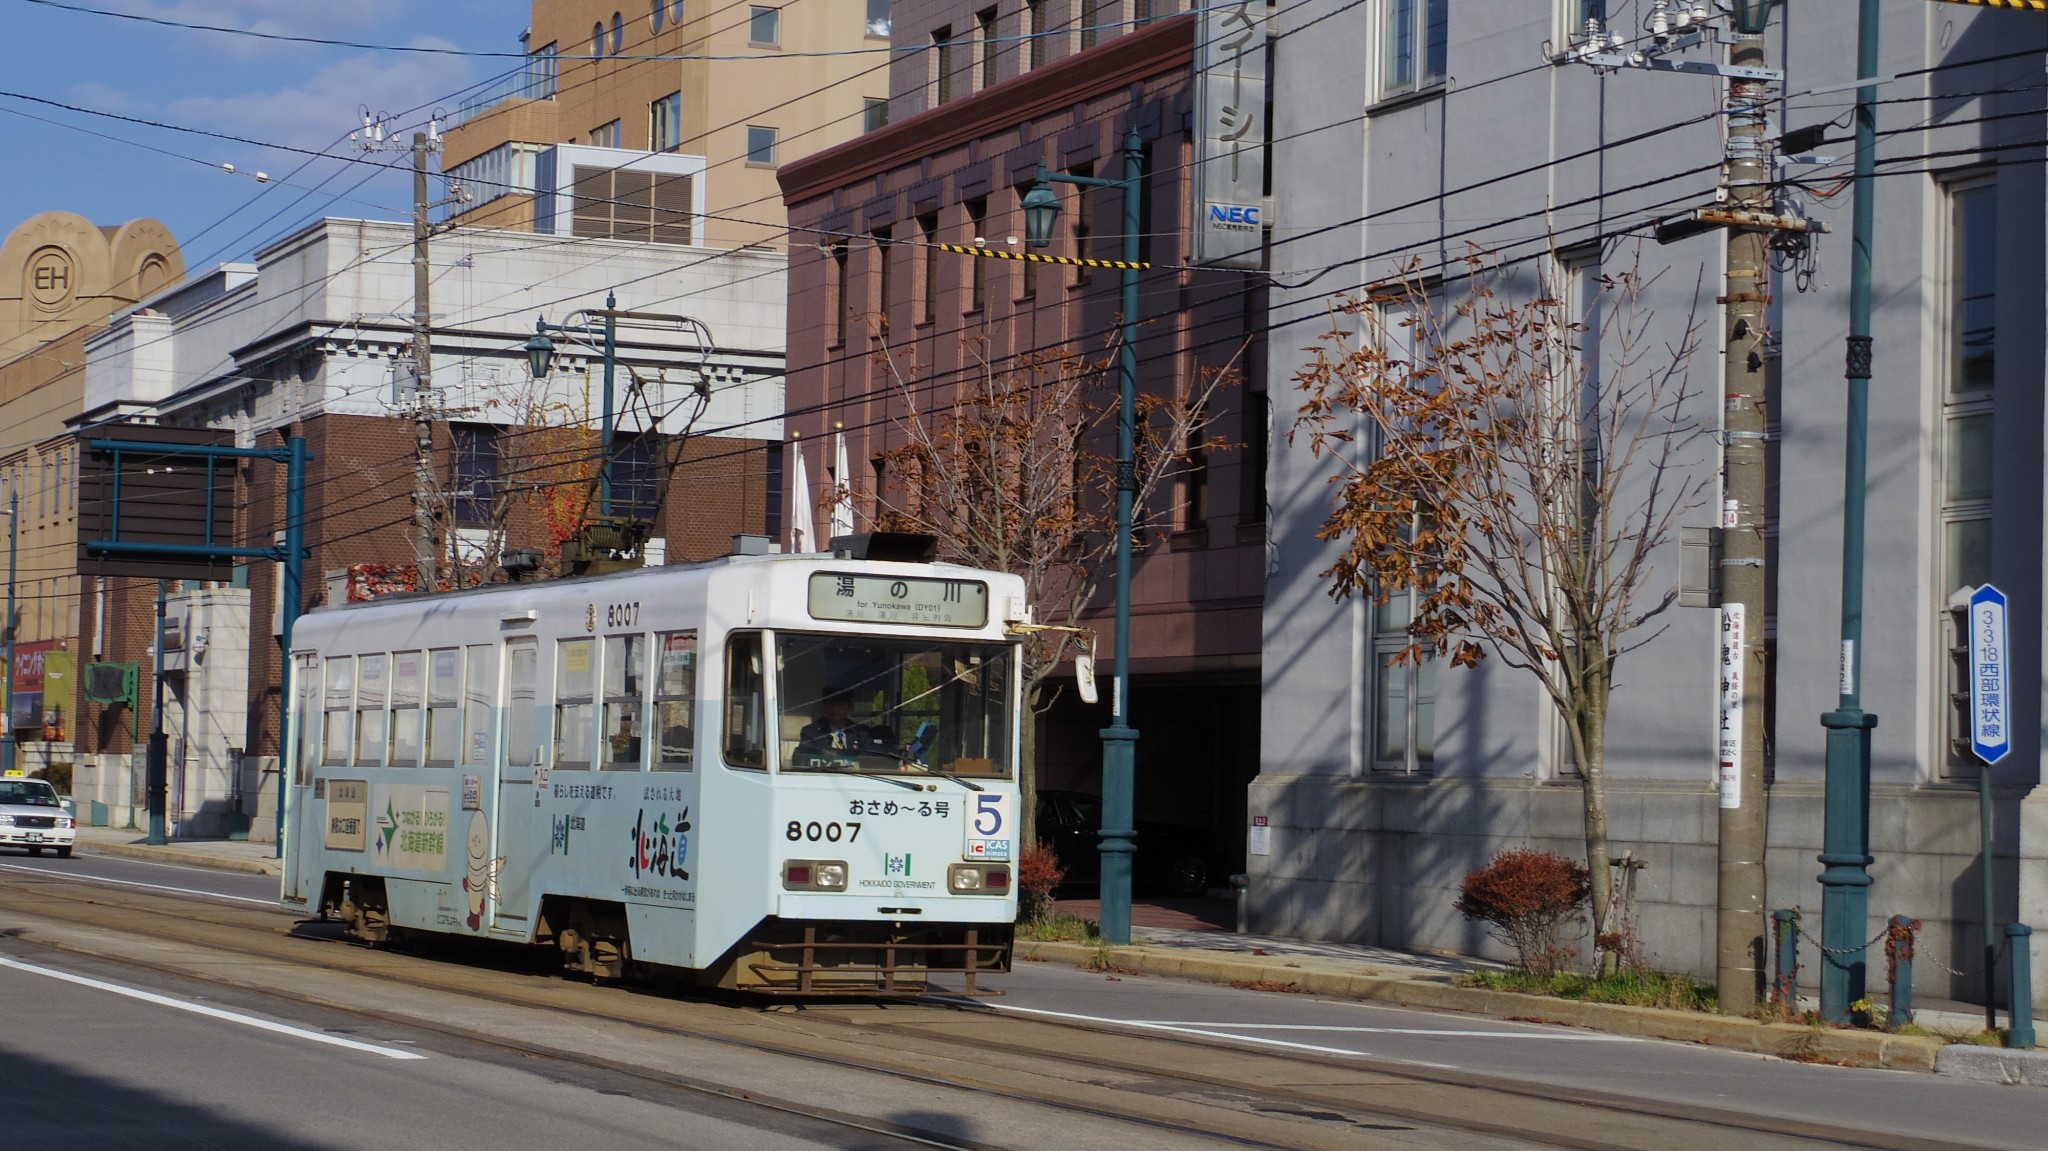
xmin=1651 ymin=0 xmax=1670 ymax=43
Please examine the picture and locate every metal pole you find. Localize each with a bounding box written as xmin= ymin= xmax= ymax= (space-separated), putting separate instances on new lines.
xmin=1715 ymin=26 xmax=1773 ymax=1015
xmin=2 ymin=489 xmax=14 ymax=778
xmin=410 ymin=132 xmax=439 ymax=589
xmin=275 ymin=435 xmax=308 ymax=856
xmin=2007 ymin=924 xmax=2036 ymax=1048
xmin=1817 ymin=0 xmax=1882 ymax=1024
xmin=600 ymin=291 xmax=617 ymax=517
xmin=146 ymin=578 xmax=168 ymax=845
xmin=1980 ymin=763 xmax=1998 ymax=1030
xmin=1097 ymin=129 xmax=1144 ymax=947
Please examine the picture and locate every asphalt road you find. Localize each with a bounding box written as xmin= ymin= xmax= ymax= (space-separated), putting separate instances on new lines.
xmin=4 ymin=850 xmax=2043 ymax=1151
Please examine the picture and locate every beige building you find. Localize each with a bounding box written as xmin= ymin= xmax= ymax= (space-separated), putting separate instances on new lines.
xmin=443 ymin=0 xmax=894 ymax=249
xmin=0 ymin=210 xmax=183 ymax=764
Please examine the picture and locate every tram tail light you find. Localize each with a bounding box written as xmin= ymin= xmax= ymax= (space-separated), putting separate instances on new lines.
xmin=783 ymin=859 xmax=848 ymax=891
xmin=948 ymin=863 xmax=1010 ymax=894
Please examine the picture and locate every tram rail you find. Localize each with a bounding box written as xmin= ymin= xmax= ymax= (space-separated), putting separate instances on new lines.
xmin=0 ymin=870 xmax=2001 ymax=1151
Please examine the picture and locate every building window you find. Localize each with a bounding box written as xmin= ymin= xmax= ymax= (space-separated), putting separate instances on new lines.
xmin=611 ymin=433 xmax=663 ymax=516
xmin=1380 ymin=0 xmax=1449 ymax=100
xmin=650 ymin=91 xmax=683 ymax=152
xmin=1015 ymin=185 xmax=1038 ymax=300
xmin=673 ymin=0 xmax=686 ymax=24
xmin=965 ymin=198 xmax=987 ymax=312
xmin=1372 ymin=587 xmax=1437 ymax=773
xmin=1941 ymin=177 xmax=1995 ymax=776
xmin=651 ymin=0 xmax=664 ymax=32
xmin=1070 ymin=162 xmax=1094 ymax=285
xmin=918 ymin=214 xmax=939 ymax=325
xmin=1134 ymin=0 xmax=1153 ymax=22
xmin=611 ymin=11 xmax=625 ymax=54
xmin=452 ymin=424 xmax=498 ymax=526
xmin=864 ymin=97 xmax=890 ymax=132
xmin=934 ymin=26 xmax=957 ymax=104
xmin=978 ymin=7 xmax=999 ymax=90
xmin=867 ymin=0 xmax=892 ymax=37
xmin=1240 ymin=389 xmax=1267 ymax=524
xmin=1027 ymin=0 xmax=1046 ymax=69
xmin=589 ymin=119 xmax=621 ymax=148
xmin=592 ymin=21 xmax=605 ymax=58
xmin=1080 ymin=0 xmax=1099 ymax=49
xmin=1179 ymin=407 xmax=1208 ymax=532
xmin=750 ymin=5 xmax=779 ymax=45
xmin=746 ymin=125 xmax=778 ymax=165
xmin=526 ymin=42 xmax=558 ymax=99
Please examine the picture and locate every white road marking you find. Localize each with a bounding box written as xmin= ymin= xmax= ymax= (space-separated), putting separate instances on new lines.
xmin=971 ymin=1002 xmax=1642 ymax=1061
xmin=0 ymin=862 xmax=275 ymax=906
xmin=1104 ymin=1020 xmax=1640 ymax=1040
xmin=0 ymin=955 xmax=426 ymax=1060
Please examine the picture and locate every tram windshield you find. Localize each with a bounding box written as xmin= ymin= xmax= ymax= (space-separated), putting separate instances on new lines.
xmin=777 ymin=633 xmax=1015 ymax=780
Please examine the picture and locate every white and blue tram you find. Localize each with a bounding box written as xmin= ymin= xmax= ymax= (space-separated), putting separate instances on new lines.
xmin=280 ymin=537 xmax=1025 ymax=992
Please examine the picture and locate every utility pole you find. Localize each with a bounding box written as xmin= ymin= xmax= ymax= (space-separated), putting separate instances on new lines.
xmin=1573 ymin=1 xmax=1819 ymax=1012
xmin=355 ymin=109 xmax=448 ymax=590
xmin=409 ymin=130 xmax=439 ymax=588
xmin=1714 ymin=15 xmax=1773 ymax=1017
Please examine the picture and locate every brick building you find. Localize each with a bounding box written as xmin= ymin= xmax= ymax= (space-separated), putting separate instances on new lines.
xmin=778 ymin=7 xmax=1265 ymax=852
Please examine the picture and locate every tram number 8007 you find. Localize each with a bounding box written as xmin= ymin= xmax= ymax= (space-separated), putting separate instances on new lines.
xmin=604 ymin=601 xmax=641 ymax=628
xmin=787 ymin=820 xmax=862 ymax=843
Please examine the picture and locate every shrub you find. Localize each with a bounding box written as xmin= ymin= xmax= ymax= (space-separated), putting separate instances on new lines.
xmin=1016 ymin=843 xmax=1065 ymax=924
xmin=1454 ymin=848 xmax=1591 ymax=977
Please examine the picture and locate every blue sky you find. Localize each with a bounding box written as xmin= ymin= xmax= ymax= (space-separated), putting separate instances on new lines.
xmin=1 ymin=0 xmax=515 ymax=276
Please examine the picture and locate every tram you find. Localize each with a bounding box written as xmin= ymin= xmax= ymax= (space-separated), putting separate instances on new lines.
xmin=279 ymin=535 xmax=1025 ymax=992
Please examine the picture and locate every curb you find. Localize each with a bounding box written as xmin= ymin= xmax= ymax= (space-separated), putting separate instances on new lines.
xmin=1935 ymin=1044 xmax=2048 ymax=1087
xmin=81 ymin=840 xmax=282 ymax=877
xmin=1019 ymin=939 xmax=1947 ymax=1072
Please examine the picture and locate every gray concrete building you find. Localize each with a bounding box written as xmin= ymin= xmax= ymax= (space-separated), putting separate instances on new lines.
xmin=1252 ymin=0 xmax=2046 ymax=1012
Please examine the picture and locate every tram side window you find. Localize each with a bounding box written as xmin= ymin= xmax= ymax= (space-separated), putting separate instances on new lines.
xmin=294 ymin=653 xmax=319 ymax=785
xmin=506 ymin=641 xmax=537 ymax=768
xmin=390 ymin=650 xmax=423 ymax=767
xmin=356 ymin=654 xmax=389 ymax=766
xmin=322 ymin=656 xmax=354 ymax=766
xmin=555 ymin=638 xmax=596 ymax=770
xmin=723 ymin=632 xmax=764 ymax=769
xmin=601 ymin=633 xmax=646 ymax=770
xmin=654 ymin=630 xmax=696 ymax=770
xmin=423 ymin=648 xmax=460 ymax=766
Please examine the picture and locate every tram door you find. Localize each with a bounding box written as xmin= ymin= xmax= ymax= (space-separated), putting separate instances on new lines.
xmin=281 ymin=653 xmax=319 ymax=903
xmin=491 ymin=637 xmax=540 ymax=929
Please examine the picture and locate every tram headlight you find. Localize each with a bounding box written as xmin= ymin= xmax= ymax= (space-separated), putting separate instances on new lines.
xmin=783 ymin=859 xmax=848 ymax=891
xmin=948 ymin=864 xmax=1010 ymax=894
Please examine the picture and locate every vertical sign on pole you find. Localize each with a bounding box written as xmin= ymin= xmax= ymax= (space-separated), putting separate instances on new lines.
xmin=1968 ymin=584 xmax=2010 ymax=766
xmin=1191 ymin=2 xmax=1269 ymax=269
xmin=1717 ymin=603 xmax=1744 ymax=808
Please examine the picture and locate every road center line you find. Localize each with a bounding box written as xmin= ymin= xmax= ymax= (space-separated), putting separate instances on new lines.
xmin=0 ymin=955 xmax=426 ymax=1060
xmin=1098 ymin=1020 xmax=1640 ymax=1040
xmin=972 ymin=1002 xmax=1640 ymax=1056
xmin=0 ymin=863 xmax=275 ymax=906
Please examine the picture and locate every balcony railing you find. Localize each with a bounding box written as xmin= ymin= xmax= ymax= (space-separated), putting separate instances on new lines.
xmin=451 ymin=50 xmax=558 ymax=128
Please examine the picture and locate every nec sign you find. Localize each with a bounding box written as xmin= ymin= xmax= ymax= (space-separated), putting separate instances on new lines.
xmin=1207 ymin=203 xmax=1261 ymax=230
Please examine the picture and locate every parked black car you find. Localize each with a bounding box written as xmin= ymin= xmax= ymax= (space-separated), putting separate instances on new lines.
xmin=1034 ymin=789 xmax=1233 ymax=898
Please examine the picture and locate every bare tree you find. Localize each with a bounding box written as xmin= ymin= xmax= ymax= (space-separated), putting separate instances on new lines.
xmin=1292 ymin=247 xmax=1709 ymax=972
xmin=856 ymin=330 xmax=1238 ymax=844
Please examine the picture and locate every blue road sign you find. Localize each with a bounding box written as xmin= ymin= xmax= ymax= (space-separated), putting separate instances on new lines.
xmin=1968 ymin=583 xmax=2010 ymax=765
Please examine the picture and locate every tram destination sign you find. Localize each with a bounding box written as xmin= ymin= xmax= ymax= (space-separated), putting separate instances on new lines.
xmin=808 ymin=573 xmax=988 ymax=628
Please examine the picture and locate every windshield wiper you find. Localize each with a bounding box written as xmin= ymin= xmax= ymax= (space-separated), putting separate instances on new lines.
xmin=793 ymin=764 xmax=925 ymax=791
xmin=861 ymin=750 xmax=984 ymax=792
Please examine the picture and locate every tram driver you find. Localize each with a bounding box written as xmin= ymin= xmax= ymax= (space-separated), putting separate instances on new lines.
xmin=797 ymin=688 xmax=896 ymax=759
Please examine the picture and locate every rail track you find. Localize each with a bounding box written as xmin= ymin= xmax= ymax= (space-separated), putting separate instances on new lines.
xmin=0 ymin=868 xmax=2002 ymax=1151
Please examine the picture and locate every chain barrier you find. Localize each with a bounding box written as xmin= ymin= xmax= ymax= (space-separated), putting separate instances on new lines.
xmin=1794 ymin=923 xmax=1892 ymax=958
xmin=1919 ymin=936 xmax=2010 ymax=982
xmin=1793 ymin=919 xmax=2009 ymax=981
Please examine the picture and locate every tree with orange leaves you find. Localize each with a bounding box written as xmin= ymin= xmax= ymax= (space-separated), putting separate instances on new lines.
xmin=1293 ymin=247 xmax=1709 ymax=974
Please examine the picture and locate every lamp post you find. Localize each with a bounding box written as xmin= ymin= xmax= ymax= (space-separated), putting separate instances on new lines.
xmin=1 ymin=491 xmax=14 ymax=778
xmin=527 ymin=291 xmax=621 ymax=515
xmin=1817 ymin=0 xmax=1882 ymax=1024
xmin=1024 ymin=128 xmax=1144 ymax=946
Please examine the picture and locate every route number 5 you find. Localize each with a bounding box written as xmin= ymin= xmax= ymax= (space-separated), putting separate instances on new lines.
xmin=966 ymin=794 xmax=1014 ymax=862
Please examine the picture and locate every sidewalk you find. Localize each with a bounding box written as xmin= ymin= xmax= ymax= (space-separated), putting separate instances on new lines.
xmin=73 ymin=825 xmax=281 ymax=876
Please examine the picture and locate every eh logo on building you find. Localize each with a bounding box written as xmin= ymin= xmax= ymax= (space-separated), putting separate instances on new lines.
xmin=1207 ymin=203 xmax=1261 ymax=231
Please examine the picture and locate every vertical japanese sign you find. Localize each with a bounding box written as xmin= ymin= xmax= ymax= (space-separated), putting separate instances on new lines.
xmin=1192 ymin=1 xmax=1269 ymax=269
xmin=1968 ymin=584 xmax=2009 ymax=765
xmin=1717 ymin=604 xmax=1744 ymax=808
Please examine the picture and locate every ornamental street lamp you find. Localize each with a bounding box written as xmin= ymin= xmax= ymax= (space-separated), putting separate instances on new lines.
xmin=1024 ymin=128 xmax=1144 ymax=946
xmin=527 ymin=294 xmax=620 ymax=515
xmin=1729 ymin=0 xmax=1776 ymax=37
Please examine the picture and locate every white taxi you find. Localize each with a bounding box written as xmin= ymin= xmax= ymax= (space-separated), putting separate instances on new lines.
xmin=0 ymin=778 xmax=75 ymax=857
